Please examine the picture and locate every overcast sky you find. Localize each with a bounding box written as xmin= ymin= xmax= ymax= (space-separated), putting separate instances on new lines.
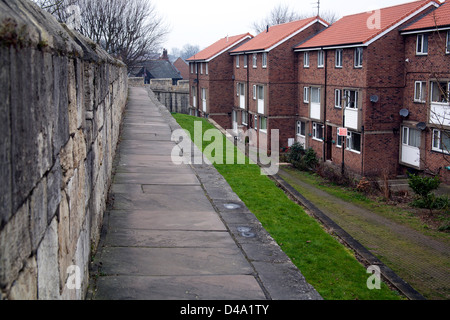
xmin=152 ymin=0 xmax=441 ymax=53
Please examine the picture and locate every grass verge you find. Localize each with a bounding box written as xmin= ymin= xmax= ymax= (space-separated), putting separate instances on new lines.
xmin=172 ymin=113 xmax=401 ymax=300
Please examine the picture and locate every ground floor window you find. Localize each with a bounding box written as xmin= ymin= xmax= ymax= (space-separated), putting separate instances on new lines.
xmin=432 ymin=129 xmax=450 ymax=154
xmin=346 ymin=131 xmax=361 ymax=152
xmin=242 ymin=111 xmax=248 ymax=126
xmin=402 ymin=126 xmax=421 ymax=148
xmin=297 ymin=121 xmax=306 ymax=137
xmin=260 ymin=116 xmax=267 ymax=132
xmin=312 ymin=122 xmax=324 ymax=141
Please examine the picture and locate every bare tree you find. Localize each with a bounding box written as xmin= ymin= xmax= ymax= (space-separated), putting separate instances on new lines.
xmin=251 ymin=4 xmax=339 ymax=34
xmin=33 ymin=0 xmax=169 ymax=70
xmin=180 ymin=44 xmax=200 ymax=60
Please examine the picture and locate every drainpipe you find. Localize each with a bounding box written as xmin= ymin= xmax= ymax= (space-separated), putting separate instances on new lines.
xmin=323 ymin=48 xmax=328 ymax=162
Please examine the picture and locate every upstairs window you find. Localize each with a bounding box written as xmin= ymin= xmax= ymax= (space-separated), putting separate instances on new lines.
xmin=431 ymin=81 xmax=449 ymax=103
xmin=262 ymin=53 xmax=268 ymax=68
xmin=244 ymin=55 xmax=248 ymax=68
xmin=318 ymin=50 xmax=324 ymax=68
xmin=311 ymin=87 xmax=321 ymax=104
xmin=303 ymin=87 xmax=309 ymax=103
xmin=446 ymin=31 xmax=450 ymax=54
xmin=414 ymin=81 xmax=426 ymax=103
xmin=304 ymin=52 xmax=310 ymax=68
xmin=335 ymin=49 xmax=343 ymax=68
xmin=253 ymin=54 xmax=257 ymax=68
xmin=416 ymin=34 xmax=428 ymax=55
xmin=236 ymin=56 xmax=240 ymax=68
xmin=335 ymin=89 xmax=342 ymax=108
xmin=297 ymin=121 xmax=306 ymax=137
xmin=190 ymin=63 xmax=193 ymax=74
xmin=205 ymin=63 xmax=208 ymax=75
xmin=344 ymin=89 xmax=359 ymax=109
xmin=354 ymin=48 xmax=363 ymax=68
xmin=432 ymin=129 xmax=450 ymax=154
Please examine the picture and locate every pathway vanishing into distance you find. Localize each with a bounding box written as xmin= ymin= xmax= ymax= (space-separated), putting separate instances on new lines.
xmin=87 ymin=87 xmax=321 ymax=300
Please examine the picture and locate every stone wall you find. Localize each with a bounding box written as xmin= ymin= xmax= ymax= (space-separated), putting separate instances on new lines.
xmin=150 ymin=79 xmax=189 ymax=114
xmin=0 ymin=0 xmax=127 ymax=299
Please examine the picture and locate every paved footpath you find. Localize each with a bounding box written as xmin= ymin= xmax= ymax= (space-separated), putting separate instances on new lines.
xmin=87 ymin=87 xmax=321 ymax=300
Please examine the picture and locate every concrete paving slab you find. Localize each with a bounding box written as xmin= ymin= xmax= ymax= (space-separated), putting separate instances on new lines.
xmin=113 ymin=172 xmax=200 ymax=185
xmin=97 ymin=247 xmax=254 ymax=276
xmin=94 ymin=275 xmax=266 ymax=300
xmin=103 ymin=229 xmax=235 ymax=248
xmin=108 ymin=210 xmax=227 ymax=231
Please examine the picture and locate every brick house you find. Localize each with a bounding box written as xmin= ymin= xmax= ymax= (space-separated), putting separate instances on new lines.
xmin=186 ymin=33 xmax=253 ymax=129
xmin=229 ymin=17 xmax=329 ymax=151
xmin=400 ymin=1 xmax=450 ymax=182
xmin=294 ymin=0 xmax=440 ymax=178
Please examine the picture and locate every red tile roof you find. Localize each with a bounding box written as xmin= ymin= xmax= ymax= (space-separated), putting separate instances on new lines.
xmin=186 ymin=33 xmax=253 ymax=61
xmin=230 ymin=16 xmax=329 ymax=54
xmin=296 ymin=0 xmax=439 ymax=50
xmin=403 ymin=1 xmax=450 ymax=31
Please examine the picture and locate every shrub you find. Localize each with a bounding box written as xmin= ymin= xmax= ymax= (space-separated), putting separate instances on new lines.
xmin=408 ymin=173 xmax=442 ymax=210
xmin=287 ymin=143 xmax=318 ymax=171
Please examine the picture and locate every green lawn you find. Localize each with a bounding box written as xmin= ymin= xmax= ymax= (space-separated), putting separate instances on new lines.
xmin=172 ymin=113 xmax=402 ymax=300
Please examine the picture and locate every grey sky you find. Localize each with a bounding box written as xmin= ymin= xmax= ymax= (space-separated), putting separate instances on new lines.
xmin=152 ymin=0 xmax=442 ymax=52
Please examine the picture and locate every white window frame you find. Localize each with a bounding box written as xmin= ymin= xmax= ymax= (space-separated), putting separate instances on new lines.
xmin=242 ymin=110 xmax=248 ymax=126
xmin=336 ymin=128 xmax=343 ymax=148
xmin=446 ymin=31 xmax=450 ymax=54
xmin=190 ymin=63 xmax=193 ymax=74
xmin=192 ymin=86 xmax=197 ymax=107
xmin=416 ymin=34 xmax=428 ymax=55
xmin=205 ymin=63 xmax=208 ymax=75
xmin=260 ymin=116 xmax=268 ymax=132
xmin=335 ymin=49 xmax=343 ymax=68
xmin=402 ymin=126 xmax=421 ymax=148
xmin=253 ymin=53 xmax=257 ymax=68
xmin=200 ymin=63 xmax=203 ymax=74
xmin=254 ymin=114 xmax=258 ymax=130
xmin=304 ymin=52 xmax=309 ymax=68
xmin=312 ymin=122 xmax=324 ymax=141
xmin=195 ymin=63 xmax=198 ymax=74
xmin=253 ymin=85 xmax=257 ymax=100
xmin=257 ymin=85 xmax=265 ymax=114
xmin=310 ymin=87 xmax=321 ymax=105
xmin=354 ymin=48 xmax=363 ymax=68
xmin=335 ymin=89 xmax=342 ymax=108
xmin=346 ymin=131 xmax=361 ymax=153
xmin=201 ymin=88 xmax=207 ymax=112
xmin=344 ymin=89 xmax=359 ymax=109
xmin=236 ymin=56 xmax=240 ymax=68
xmin=244 ymin=55 xmax=248 ymax=68
xmin=318 ymin=50 xmax=324 ymax=68
xmin=432 ymin=129 xmax=450 ymax=154
xmin=431 ymin=81 xmax=450 ymax=103
xmin=297 ymin=121 xmax=306 ymax=137
xmin=303 ymin=86 xmax=309 ymax=103
xmin=262 ymin=52 xmax=267 ymax=68
xmin=414 ymin=81 xmax=426 ymax=103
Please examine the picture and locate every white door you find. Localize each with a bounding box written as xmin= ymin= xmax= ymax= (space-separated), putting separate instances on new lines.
xmin=401 ymin=126 xmax=421 ymax=167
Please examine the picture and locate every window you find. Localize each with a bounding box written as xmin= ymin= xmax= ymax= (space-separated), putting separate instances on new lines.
xmin=447 ymin=31 xmax=450 ymax=54
xmin=347 ymin=131 xmax=361 ymax=152
xmin=242 ymin=111 xmax=248 ymax=126
xmin=195 ymin=63 xmax=198 ymax=74
xmin=238 ymin=83 xmax=245 ymax=108
xmin=253 ymin=54 xmax=257 ymax=68
xmin=244 ymin=55 xmax=248 ymax=68
xmin=303 ymin=87 xmax=309 ymax=103
xmin=262 ymin=53 xmax=267 ymax=68
xmin=205 ymin=63 xmax=208 ymax=75
xmin=260 ymin=116 xmax=267 ymax=132
xmin=414 ymin=81 xmax=426 ymax=103
xmin=354 ymin=48 xmax=363 ymax=67
xmin=336 ymin=128 xmax=343 ymax=148
xmin=200 ymin=63 xmax=203 ymax=74
xmin=190 ymin=63 xmax=193 ymax=74
xmin=254 ymin=114 xmax=258 ymax=130
xmin=335 ymin=49 xmax=343 ymax=68
xmin=304 ymin=52 xmax=310 ymax=68
xmin=335 ymin=89 xmax=342 ymax=108
xmin=402 ymin=127 xmax=421 ymax=148
xmin=344 ymin=89 xmax=359 ymax=109
xmin=201 ymin=88 xmax=207 ymax=112
xmin=311 ymin=87 xmax=321 ymax=104
xmin=192 ymin=86 xmax=197 ymax=107
xmin=312 ymin=122 xmax=324 ymax=140
xmin=257 ymin=85 xmax=265 ymax=114
xmin=236 ymin=56 xmax=240 ymax=68
xmin=318 ymin=50 xmax=324 ymax=68
xmin=416 ymin=34 xmax=428 ymax=55
xmin=432 ymin=129 xmax=450 ymax=154
xmin=297 ymin=121 xmax=306 ymax=137
xmin=431 ymin=81 xmax=449 ymax=103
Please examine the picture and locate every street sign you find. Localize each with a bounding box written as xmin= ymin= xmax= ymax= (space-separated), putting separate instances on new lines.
xmin=338 ymin=127 xmax=348 ymax=137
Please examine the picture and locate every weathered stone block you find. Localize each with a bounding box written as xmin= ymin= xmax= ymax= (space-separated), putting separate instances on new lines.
xmin=37 ymin=217 xmax=60 ymax=300
xmin=30 ymin=177 xmax=48 ymax=252
xmin=0 ymin=201 xmax=31 ymax=288
xmin=46 ymin=158 xmax=61 ymax=224
xmin=8 ymin=256 xmax=37 ymax=300
xmin=57 ymin=191 xmax=72 ymax=291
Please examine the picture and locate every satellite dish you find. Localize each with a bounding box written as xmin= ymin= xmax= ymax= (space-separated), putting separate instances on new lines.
xmin=399 ymin=109 xmax=410 ymax=117
xmin=370 ymin=95 xmax=379 ymax=103
xmin=416 ymin=122 xmax=426 ymax=130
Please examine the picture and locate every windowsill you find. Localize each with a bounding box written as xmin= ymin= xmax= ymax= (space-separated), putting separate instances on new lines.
xmin=260 ymin=129 xmax=267 ymax=133
xmin=415 ymin=53 xmax=428 ymax=56
xmin=335 ymin=66 xmax=343 ymax=69
xmin=346 ymin=148 xmax=361 ymax=154
xmin=304 ymin=66 xmax=310 ymax=68
xmin=297 ymin=134 xmax=306 ymax=138
xmin=431 ymin=148 xmax=450 ymax=155
xmin=413 ymin=100 xmax=426 ymax=104
xmin=304 ymin=101 xmax=309 ymax=104
xmin=318 ymin=66 xmax=324 ymax=69
xmin=312 ymin=138 xmax=324 ymax=142
xmin=354 ymin=66 xmax=363 ymax=69
xmin=335 ymin=106 xmax=342 ymax=109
